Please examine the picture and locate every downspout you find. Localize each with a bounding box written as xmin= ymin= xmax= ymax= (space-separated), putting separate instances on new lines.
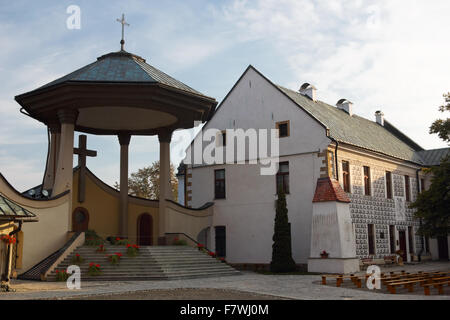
xmin=329 ymin=136 xmax=339 ymax=181
xmin=416 ymin=168 xmax=423 ymax=262
xmin=3 ymin=221 xmax=22 ymax=283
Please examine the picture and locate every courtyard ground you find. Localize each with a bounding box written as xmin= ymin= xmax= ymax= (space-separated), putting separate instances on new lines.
xmin=0 ymin=261 xmax=448 ymax=300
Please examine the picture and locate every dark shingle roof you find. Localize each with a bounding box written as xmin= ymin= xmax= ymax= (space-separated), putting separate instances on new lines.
xmin=416 ymin=148 xmax=450 ymax=166
xmin=278 ymin=86 xmax=425 ymax=164
xmin=0 ymin=194 xmax=37 ymax=220
xmin=38 ymin=50 xmax=209 ymax=98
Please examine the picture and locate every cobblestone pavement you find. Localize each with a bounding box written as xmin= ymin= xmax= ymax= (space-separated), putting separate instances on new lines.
xmin=1 ymin=261 xmax=448 ymax=300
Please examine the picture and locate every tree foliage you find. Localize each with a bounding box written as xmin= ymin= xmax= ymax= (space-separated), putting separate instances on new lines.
xmin=411 ymin=156 xmax=450 ymax=237
xmin=270 ymin=190 xmax=296 ymax=273
xmin=411 ymin=93 xmax=450 ymax=237
xmin=429 ymin=92 xmax=450 ymax=143
xmin=114 ymin=161 xmax=178 ymax=201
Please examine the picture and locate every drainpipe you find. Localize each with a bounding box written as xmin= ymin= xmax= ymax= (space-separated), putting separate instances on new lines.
xmin=2 ymin=221 xmax=22 ymax=283
xmin=416 ymin=168 xmax=424 ymax=262
xmin=329 ymin=136 xmax=339 ymax=181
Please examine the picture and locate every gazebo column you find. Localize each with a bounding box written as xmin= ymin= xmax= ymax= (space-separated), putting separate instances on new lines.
xmin=158 ymin=130 xmax=173 ymax=245
xmin=43 ymin=122 xmax=61 ymax=191
xmin=52 ymin=109 xmax=78 ymax=196
xmin=118 ymin=133 xmax=131 ymax=238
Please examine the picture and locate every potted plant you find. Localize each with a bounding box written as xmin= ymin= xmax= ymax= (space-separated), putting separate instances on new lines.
xmin=172 ymin=237 xmax=187 ymax=246
xmin=71 ymin=253 xmax=84 ymax=264
xmin=218 ymin=257 xmax=226 ymax=263
xmin=320 ymin=250 xmax=329 ymax=258
xmin=107 ymin=252 xmax=123 ymax=265
xmin=96 ymin=244 xmax=106 ymax=253
xmin=55 ymin=269 xmax=69 ymax=282
xmin=126 ymin=244 xmax=140 ymax=257
xmin=88 ymin=262 xmax=102 ymax=276
xmin=208 ymin=251 xmax=216 ymax=258
xmin=197 ymin=243 xmax=205 ymax=251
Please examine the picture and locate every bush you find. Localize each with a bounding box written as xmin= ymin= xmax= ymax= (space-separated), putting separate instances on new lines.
xmin=88 ymin=263 xmax=102 ymax=276
xmin=71 ymin=253 xmax=84 ymax=265
xmin=107 ymin=253 xmax=123 ymax=265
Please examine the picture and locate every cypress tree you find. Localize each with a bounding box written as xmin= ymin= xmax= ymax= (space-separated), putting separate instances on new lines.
xmin=270 ymin=190 xmax=296 ymax=272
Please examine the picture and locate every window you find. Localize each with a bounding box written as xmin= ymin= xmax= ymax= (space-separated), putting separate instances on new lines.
xmin=405 ymin=175 xmax=411 ymax=202
xmin=389 ymin=225 xmax=396 ymax=254
xmin=276 ymin=121 xmax=290 ymax=138
xmin=368 ymin=224 xmax=375 ymax=255
xmin=386 ymin=171 xmax=393 ymax=199
xmin=425 ymin=236 xmax=430 ymax=253
xmin=214 ymin=169 xmax=226 ymax=199
xmin=342 ymin=161 xmax=350 ymax=193
xmin=363 ymin=166 xmax=371 ymax=196
xmin=420 ymin=178 xmax=425 ymax=193
xmin=276 ymin=162 xmax=290 ymax=194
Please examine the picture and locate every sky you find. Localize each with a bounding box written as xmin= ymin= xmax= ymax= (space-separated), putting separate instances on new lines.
xmin=0 ymin=0 xmax=449 ymax=192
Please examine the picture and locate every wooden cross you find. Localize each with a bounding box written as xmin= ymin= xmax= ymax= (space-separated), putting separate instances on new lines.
xmin=74 ymin=135 xmax=97 ymax=203
xmin=116 ymin=13 xmax=130 ymax=51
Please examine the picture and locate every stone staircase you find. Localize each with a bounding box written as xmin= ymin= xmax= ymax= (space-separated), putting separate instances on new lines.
xmin=46 ymin=245 xmax=240 ymax=281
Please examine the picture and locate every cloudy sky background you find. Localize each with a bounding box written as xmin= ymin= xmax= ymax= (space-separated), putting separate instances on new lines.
xmin=0 ymin=0 xmax=449 ymax=191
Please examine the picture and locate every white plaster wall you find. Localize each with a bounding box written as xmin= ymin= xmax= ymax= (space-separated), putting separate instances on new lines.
xmin=187 ymin=67 xmax=331 ymax=264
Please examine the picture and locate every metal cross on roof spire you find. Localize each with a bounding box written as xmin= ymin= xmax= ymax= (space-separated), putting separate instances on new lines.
xmin=116 ymin=13 xmax=130 ymax=51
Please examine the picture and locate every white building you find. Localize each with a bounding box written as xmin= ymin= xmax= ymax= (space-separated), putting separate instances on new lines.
xmin=178 ymin=65 xmax=450 ymax=271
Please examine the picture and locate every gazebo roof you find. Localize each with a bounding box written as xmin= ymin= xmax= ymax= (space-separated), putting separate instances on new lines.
xmin=15 ymin=50 xmax=217 ymax=135
xmin=38 ymin=50 xmax=207 ymax=98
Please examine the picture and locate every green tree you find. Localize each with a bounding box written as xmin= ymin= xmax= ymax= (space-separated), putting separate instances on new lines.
xmin=410 ymin=156 xmax=450 ymax=237
xmin=429 ymin=92 xmax=450 ymax=143
xmin=411 ymin=93 xmax=450 ymax=237
xmin=270 ymin=190 xmax=296 ymax=273
xmin=114 ymin=161 xmax=178 ymax=201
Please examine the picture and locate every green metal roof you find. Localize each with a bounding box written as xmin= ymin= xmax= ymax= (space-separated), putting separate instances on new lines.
xmin=38 ymin=50 xmax=209 ymax=98
xmin=278 ymin=85 xmax=425 ymax=164
xmin=0 ymin=194 xmax=37 ymax=221
xmin=416 ymin=148 xmax=450 ymax=166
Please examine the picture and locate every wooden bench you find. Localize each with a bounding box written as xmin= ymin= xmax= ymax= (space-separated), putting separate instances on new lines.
xmin=322 ymin=274 xmax=358 ymax=287
xmin=386 ymin=278 xmax=430 ymax=294
xmin=384 ymin=256 xmax=396 ymax=265
xmin=423 ymin=279 xmax=450 ymax=295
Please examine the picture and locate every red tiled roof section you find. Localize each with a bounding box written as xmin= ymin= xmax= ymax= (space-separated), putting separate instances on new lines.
xmin=312 ymin=177 xmax=350 ymax=203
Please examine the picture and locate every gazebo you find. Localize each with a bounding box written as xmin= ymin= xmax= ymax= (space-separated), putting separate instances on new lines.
xmin=15 ymin=37 xmax=217 ymax=244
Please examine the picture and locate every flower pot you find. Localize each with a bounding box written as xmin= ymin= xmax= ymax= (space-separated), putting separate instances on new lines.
xmin=320 ymin=254 xmax=329 ymax=259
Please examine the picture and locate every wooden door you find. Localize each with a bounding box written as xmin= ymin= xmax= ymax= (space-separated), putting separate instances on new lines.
xmin=138 ymin=213 xmax=153 ymax=246
xmin=215 ymin=226 xmax=226 ymax=258
xmin=437 ymin=236 xmax=449 ymax=260
xmin=72 ymin=208 xmax=89 ymax=232
xmin=399 ymin=230 xmax=407 ymax=261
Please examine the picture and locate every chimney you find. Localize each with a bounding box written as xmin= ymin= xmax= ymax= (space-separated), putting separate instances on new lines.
xmin=375 ymin=110 xmax=384 ymax=126
xmin=336 ymin=99 xmax=353 ymax=116
xmin=299 ymin=83 xmax=317 ymax=102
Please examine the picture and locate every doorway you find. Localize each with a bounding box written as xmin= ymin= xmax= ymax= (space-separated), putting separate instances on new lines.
xmin=72 ymin=207 xmax=89 ymax=232
xmin=137 ymin=213 xmax=153 ymax=246
xmin=437 ymin=236 xmax=449 ymax=260
xmin=398 ymin=230 xmax=407 ymax=261
xmin=215 ymin=226 xmax=226 ymax=258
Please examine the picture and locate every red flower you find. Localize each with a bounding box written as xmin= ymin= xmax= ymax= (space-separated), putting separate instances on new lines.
xmin=89 ymin=262 xmax=94 ymax=267
xmin=76 ymin=253 xmax=80 ymax=257
xmin=55 ymin=269 xmax=59 ymax=273
xmin=197 ymin=243 xmax=204 ymax=248
xmin=96 ymin=264 xmax=100 ymax=268
xmin=126 ymin=244 xmax=131 ymax=248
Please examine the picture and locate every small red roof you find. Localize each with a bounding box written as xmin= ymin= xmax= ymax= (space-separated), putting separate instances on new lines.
xmin=312 ymin=177 xmax=350 ymax=203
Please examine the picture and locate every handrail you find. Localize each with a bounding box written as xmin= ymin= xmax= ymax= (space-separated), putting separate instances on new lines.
xmin=165 ymin=232 xmax=214 ymax=255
